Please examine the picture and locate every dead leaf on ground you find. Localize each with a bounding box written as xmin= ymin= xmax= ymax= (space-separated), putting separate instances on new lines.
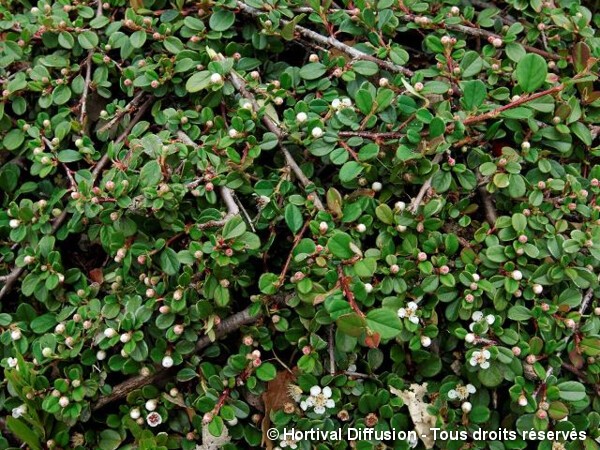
xmin=261 ymin=369 xmax=297 ymax=450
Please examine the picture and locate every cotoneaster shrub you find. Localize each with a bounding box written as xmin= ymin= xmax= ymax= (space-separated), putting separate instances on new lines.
xmin=1 ymin=0 xmax=600 ymax=449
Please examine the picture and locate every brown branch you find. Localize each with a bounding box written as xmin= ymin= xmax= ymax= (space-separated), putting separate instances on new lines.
xmin=92 ymin=96 xmax=152 ymax=179
xmin=96 ymin=91 xmax=145 ymax=135
xmin=218 ymin=54 xmax=325 ymax=211
xmin=278 ymin=219 xmax=311 ymax=286
xmin=80 ymin=2 xmax=103 ymax=124
xmin=478 ymin=186 xmax=497 ymax=226
xmin=337 ymin=266 xmax=365 ymax=318
xmin=93 ymin=306 xmax=261 ymax=410
xmin=237 ymin=1 xmax=413 ymax=76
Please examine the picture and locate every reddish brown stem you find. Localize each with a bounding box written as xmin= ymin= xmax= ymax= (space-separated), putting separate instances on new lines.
xmin=337 ymin=266 xmax=366 ymax=318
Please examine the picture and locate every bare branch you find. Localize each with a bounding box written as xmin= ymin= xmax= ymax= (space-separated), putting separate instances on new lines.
xmin=80 ymin=1 xmax=104 ymax=124
xmin=478 ymin=186 xmax=497 ymax=226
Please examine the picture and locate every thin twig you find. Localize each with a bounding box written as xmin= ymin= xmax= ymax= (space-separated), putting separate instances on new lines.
xmin=407 ymin=152 xmax=444 ymax=214
xmin=236 ymin=1 xmax=413 ymax=76
xmin=328 ymin=325 xmax=336 ymax=375
xmin=96 ymin=91 xmax=145 ymax=134
xmin=278 ymin=219 xmax=311 ymax=286
xmin=219 ymin=54 xmax=325 ymax=211
xmin=92 ymin=97 xmax=152 ymax=179
xmin=92 ymin=306 xmax=261 ymax=410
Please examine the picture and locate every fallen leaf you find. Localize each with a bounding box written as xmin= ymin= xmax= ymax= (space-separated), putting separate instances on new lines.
xmin=261 ymin=369 xmax=297 ymax=450
xmin=390 ymin=383 xmax=436 ymax=449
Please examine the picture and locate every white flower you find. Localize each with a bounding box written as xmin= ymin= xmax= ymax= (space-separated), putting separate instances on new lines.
xmin=296 ymin=112 xmax=307 ymax=123
xmin=55 ymin=323 xmax=65 ymax=334
xmin=311 ymin=127 xmax=324 ymax=138
xmin=145 ymin=399 xmax=157 ymax=411
xmin=420 ymin=336 xmax=431 ymax=347
xmin=448 ymin=383 xmax=476 ymax=401
xmin=161 ymin=355 xmax=174 ymax=368
xmin=7 ymin=357 xmax=17 ymax=368
xmin=364 ymin=283 xmax=373 ymax=293
xmin=241 ymin=101 xmax=253 ymax=111
xmin=104 ymin=328 xmax=117 ymax=338
xmin=9 ymin=219 xmax=20 ymax=228
xmin=533 ymin=284 xmax=543 ymax=294
xmin=512 ymin=270 xmax=523 ymax=281
xmin=469 ymin=349 xmax=491 ymax=369
xmin=471 ymin=311 xmax=484 ymax=322
xmin=356 ymin=223 xmax=366 ymax=233
xmin=395 ymin=201 xmax=406 ymax=212
xmin=465 ymin=333 xmax=475 ymax=343
xmin=461 ymin=401 xmax=472 ymax=413
xmin=319 ymin=221 xmax=328 ymax=233
xmin=341 ymin=98 xmax=352 ymax=108
xmin=332 ymin=98 xmax=341 ymax=109
xmin=96 ymin=350 xmax=106 ymax=361
xmin=397 ymin=301 xmax=419 ymax=324
xmin=303 ymin=386 xmax=335 ymax=414
xmin=210 ymin=73 xmax=222 ymax=84
xmin=12 ymin=404 xmax=27 ymax=418
xmin=485 ymin=314 xmax=495 ymax=325
xmin=59 ymin=396 xmax=70 ymax=408
xmin=228 ymin=128 xmax=241 ymax=139
xmin=371 ymin=182 xmax=382 ymax=192
xmin=120 ymin=333 xmax=131 ymax=343
xmin=130 ymin=408 xmax=141 ymax=419
xmin=146 ymin=412 xmax=162 ymax=427
xmin=279 ymin=437 xmax=298 ymax=449
xmin=472 ymin=273 xmax=480 ymax=282
xmin=10 ymin=329 xmax=22 ymax=341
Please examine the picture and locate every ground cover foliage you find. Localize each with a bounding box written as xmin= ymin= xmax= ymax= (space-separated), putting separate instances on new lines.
xmin=1 ymin=0 xmax=600 ymax=449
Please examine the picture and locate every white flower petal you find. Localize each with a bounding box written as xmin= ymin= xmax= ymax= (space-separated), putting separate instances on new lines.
xmin=448 ymin=389 xmax=457 ymax=399
xmin=485 ymin=315 xmax=495 ymax=325
xmin=398 ymin=308 xmax=406 ymax=318
xmin=300 ymin=401 xmax=308 ymax=411
xmin=409 ymin=316 xmax=419 ymax=324
xmin=322 ymin=386 xmax=332 ymax=398
xmin=314 ymin=406 xmax=325 ymax=414
xmin=407 ymin=302 xmax=418 ymax=310
xmin=325 ymin=399 xmax=335 ymax=408
xmin=482 ymin=349 xmax=491 ymax=359
xmin=480 ymin=361 xmax=490 ymax=369
xmin=472 ymin=311 xmax=483 ymax=321
xmin=467 ymin=384 xmax=476 ymax=394
xmin=469 ymin=358 xmax=477 ymax=366
xmin=310 ymin=386 xmax=321 ymax=396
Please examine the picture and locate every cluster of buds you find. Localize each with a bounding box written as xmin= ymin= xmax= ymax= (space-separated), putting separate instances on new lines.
xmin=247 ymin=349 xmax=262 ymax=367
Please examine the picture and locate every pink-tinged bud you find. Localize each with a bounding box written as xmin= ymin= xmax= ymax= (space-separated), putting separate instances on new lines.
xmin=150 ymin=80 xmax=159 ymax=89
xmin=173 ymin=324 xmax=184 ymax=335
xmin=225 ymin=248 xmax=234 ymax=257
xmin=137 ymin=255 xmax=147 ymax=265
xmin=536 ymin=409 xmax=547 ymax=419
xmin=465 ymin=294 xmax=474 ymax=303
xmin=243 ymin=336 xmax=254 ymax=346
xmin=591 ymin=178 xmax=599 ymax=187
xmin=271 ymin=315 xmax=280 ymax=324
xmin=205 ymin=182 xmax=214 ymax=192
xmin=251 ymin=349 xmax=261 ymax=359
xmin=302 ymin=346 xmax=311 ymax=355
xmin=439 ymin=265 xmax=450 ymax=275
xmin=159 ymin=305 xmax=171 ymax=314
xmin=252 ymin=358 xmax=262 ymax=367
xmin=512 ymin=346 xmax=521 ymax=356
xmin=447 ymin=157 xmax=455 ymax=166
xmin=526 ymin=354 xmax=537 ymax=364
xmin=315 ymin=245 xmax=324 ymax=252
xmin=202 ymin=413 xmax=213 ymax=424
xmin=390 ymin=264 xmax=400 ymax=274
xmin=518 ymin=235 xmax=528 ymax=243
xmin=417 ymin=252 xmax=427 ymax=262
xmin=564 ymin=318 xmax=576 ymax=329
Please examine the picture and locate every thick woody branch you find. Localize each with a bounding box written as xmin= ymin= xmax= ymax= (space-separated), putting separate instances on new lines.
xmin=478 ymin=186 xmax=498 ymax=226
xmin=237 ymin=1 xmax=413 ymax=76
xmin=220 ymin=56 xmax=325 ymax=211
xmin=92 ymin=307 xmax=261 ymax=410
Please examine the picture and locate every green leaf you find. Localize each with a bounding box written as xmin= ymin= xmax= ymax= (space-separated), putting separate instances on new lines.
xmin=209 ymin=10 xmax=235 ymax=31
xmin=258 ymin=272 xmax=279 ymax=295
xmin=366 ymin=308 xmax=402 ymax=340
xmin=222 ymin=215 xmax=246 ymax=240
xmin=580 ymin=337 xmax=600 ymax=356
xmin=327 ymin=232 xmax=354 ymax=259
xmin=557 ymin=381 xmax=587 ymax=402
xmin=507 ymin=305 xmax=531 ymax=321
xmin=516 ymin=53 xmax=548 ymax=93
xmin=460 ymin=80 xmax=487 ymax=110
xmin=98 ymin=430 xmax=122 ymax=450
xmin=3 ymin=129 xmax=24 ymax=151
xmin=139 ymin=160 xmax=162 ymax=187
xmin=78 ymin=31 xmax=99 ymax=49
xmin=337 ymin=313 xmax=366 ymax=337
xmin=255 ymin=362 xmax=277 ymax=381
xmin=339 ymin=161 xmax=363 ymax=183
xmin=284 ymin=204 xmax=303 ymax=234
xmin=31 ymin=313 xmax=57 ymax=333
xmin=299 ymin=63 xmax=327 ymax=80
xmin=352 ymin=60 xmax=379 ymax=76
xmin=160 ymin=247 xmax=180 ymax=276
xmin=6 ymin=418 xmax=42 ymax=450
xmin=57 ymin=150 xmax=83 ymax=163
xmin=185 ymin=71 xmax=212 ymax=93
xmin=355 ymin=89 xmax=373 ymax=114
xmin=460 ymin=51 xmax=483 ymax=77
